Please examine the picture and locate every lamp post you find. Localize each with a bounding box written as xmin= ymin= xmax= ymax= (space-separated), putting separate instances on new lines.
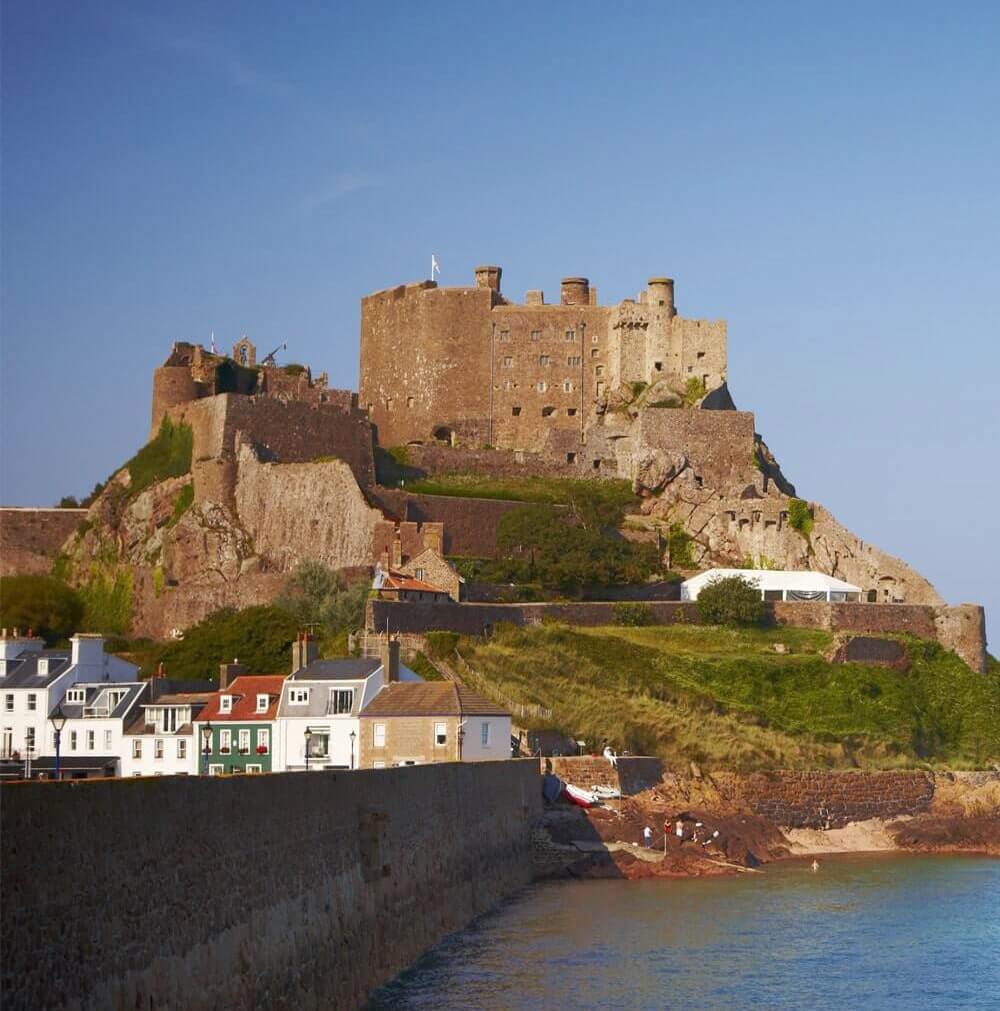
xmin=49 ymin=703 xmax=67 ymax=782
xmin=304 ymin=728 xmax=313 ymax=771
xmin=201 ymin=722 xmax=213 ymax=776
xmin=349 ymin=730 xmax=356 ymax=770
xmin=458 ymin=725 xmax=465 ymax=762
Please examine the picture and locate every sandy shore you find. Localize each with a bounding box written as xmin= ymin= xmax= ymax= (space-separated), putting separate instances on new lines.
xmin=782 ymin=817 xmax=903 ymax=855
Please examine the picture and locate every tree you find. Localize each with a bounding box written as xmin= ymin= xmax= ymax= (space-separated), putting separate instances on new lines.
xmin=0 ymin=575 xmax=85 ymax=644
xmin=696 ymin=575 xmax=765 ymax=626
xmin=277 ymin=560 xmax=369 ymax=634
xmin=57 ymin=496 xmax=80 ymax=508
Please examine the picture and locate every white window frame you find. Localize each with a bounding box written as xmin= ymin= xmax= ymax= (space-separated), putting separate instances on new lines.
xmin=220 ymin=695 xmax=233 ymax=714
xmin=434 ymin=722 xmax=447 ymax=747
xmin=177 ymin=739 xmax=187 ymax=759
xmin=245 ymin=764 xmax=262 ymax=774
xmin=373 ymin=760 xmax=386 ymax=769
xmin=289 ymin=688 xmax=310 ymax=705
xmin=208 ymin=764 xmax=223 ymax=776
xmin=132 ymin=739 xmax=142 ymax=759
xmin=87 ymin=730 xmax=95 ymax=752
xmin=25 ymin=727 xmax=35 ymax=752
xmin=154 ymin=739 xmax=164 ymax=759
xmin=70 ymin=730 xmax=78 ymax=751
xmin=257 ymin=728 xmax=269 ymax=753
xmin=27 ymin=693 xmax=36 ymax=711
xmin=104 ymin=729 xmax=113 ymax=750
xmin=238 ymin=728 xmax=251 ymax=754
xmin=256 ymin=694 xmax=269 ymax=713
xmin=373 ymin=723 xmax=386 ymax=748
xmin=329 ymin=688 xmax=354 ymax=715
xmin=66 ymin=688 xmax=86 ymax=704
xmin=4 ymin=694 xmax=13 ymax=712
xmin=481 ymin=721 xmax=491 ymax=747
xmin=219 ymin=728 xmax=232 ymax=754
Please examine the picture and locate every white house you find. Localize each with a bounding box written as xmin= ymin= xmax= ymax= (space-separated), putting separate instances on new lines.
xmin=120 ymin=679 xmax=216 ymax=777
xmin=680 ymin=568 xmax=863 ymax=603
xmin=275 ymin=639 xmax=422 ymax=772
xmin=0 ymin=630 xmax=138 ymax=779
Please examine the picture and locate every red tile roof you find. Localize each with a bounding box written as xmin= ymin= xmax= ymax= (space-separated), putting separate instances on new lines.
xmin=360 ymin=682 xmax=509 ymax=718
xmin=381 ymin=571 xmax=448 ymax=594
xmin=195 ymin=675 xmax=286 ymax=722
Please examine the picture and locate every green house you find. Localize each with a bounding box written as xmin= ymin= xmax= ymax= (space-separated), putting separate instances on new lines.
xmin=193 ymin=675 xmax=284 ymax=775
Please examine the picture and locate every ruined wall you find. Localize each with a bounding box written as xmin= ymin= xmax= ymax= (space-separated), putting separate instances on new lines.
xmin=544 ymin=756 xmax=664 ymax=796
xmin=233 ymin=444 xmax=382 ymax=574
xmin=711 ymin=770 xmax=936 ymax=828
xmin=0 ymin=761 xmax=541 ymax=1011
xmin=360 ymin=282 xmax=494 ymax=448
xmin=392 ymin=443 xmax=614 ymax=481
xmin=0 ymin=508 xmax=86 ymax=577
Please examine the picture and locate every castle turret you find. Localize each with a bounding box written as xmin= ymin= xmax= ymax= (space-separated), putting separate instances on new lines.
xmin=150 ymin=366 xmax=199 ymax=438
xmin=647 ymin=277 xmax=675 ymax=316
xmin=560 ymin=277 xmax=590 ymax=306
xmin=474 ymin=265 xmax=502 ymax=292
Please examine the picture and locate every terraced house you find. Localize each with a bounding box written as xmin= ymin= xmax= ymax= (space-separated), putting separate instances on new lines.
xmin=194 ymin=672 xmax=284 ymax=775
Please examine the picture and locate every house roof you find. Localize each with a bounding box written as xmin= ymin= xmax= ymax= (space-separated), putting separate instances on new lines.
xmin=55 ymin=682 xmax=147 ymax=721
xmin=372 ymin=567 xmax=448 ymax=594
xmin=680 ymin=568 xmax=862 ymax=597
xmin=290 ymin=658 xmax=380 ymax=681
xmin=195 ymin=675 xmax=286 ymax=723
xmin=360 ymin=682 xmax=509 ymax=718
xmin=0 ymin=650 xmax=72 ymax=689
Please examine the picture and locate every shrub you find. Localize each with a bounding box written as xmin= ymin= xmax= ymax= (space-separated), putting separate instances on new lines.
xmin=79 ymin=566 xmax=134 ymax=635
xmin=167 ymin=482 xmax=194 ymax=528
xmin=426 ymin=631 xmax=459 ymax=658
xmin=613 ymin=602 xmax=655 ymax=627
xmin=283 ymin=363 xmax=307 ymax=376
xmin=667 ymin=522 xmax=695 ymax=568
xmin=57 ymin=496 xmax=80 ymax=508
xmin=788 ymin=498 xmax=814 ymax=539
xmin=0 ymin=575 xmax=84 ymax=643
xmin=277 ymin=560 xmax=368 ymax=634
xmin=683 ymin=377 xmax=707 ymax=407
xmin=696 ymin=575 xmax=765 ymax=627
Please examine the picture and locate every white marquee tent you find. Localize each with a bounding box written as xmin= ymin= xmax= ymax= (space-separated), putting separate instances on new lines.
xmin=680 ymin=568 xmax=863 ymax=603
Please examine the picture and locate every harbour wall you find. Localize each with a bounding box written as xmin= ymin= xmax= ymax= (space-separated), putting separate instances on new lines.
xmin=0 ymin=760 xmax=541 ymax=1011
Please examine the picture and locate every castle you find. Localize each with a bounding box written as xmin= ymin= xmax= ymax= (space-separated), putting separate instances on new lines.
xmin=359 ymin=266 xmax=728 ymax=457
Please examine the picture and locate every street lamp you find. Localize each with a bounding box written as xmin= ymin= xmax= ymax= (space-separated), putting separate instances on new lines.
xmin=349 ymin=730 xmax=356 ymax=770
xmin=304 ymin=728 xmax=313 ymax=771
xmin=48 ymin=703 xmax=67 ymax=782
xmin=201 ymin=722 xmax=213 ymax=776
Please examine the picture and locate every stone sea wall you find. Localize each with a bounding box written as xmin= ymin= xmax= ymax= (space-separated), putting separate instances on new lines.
xmin=0 ymin=761 xmax=541 ymax=1011
xmin=0 ymin=507 xmax=85 ymax=577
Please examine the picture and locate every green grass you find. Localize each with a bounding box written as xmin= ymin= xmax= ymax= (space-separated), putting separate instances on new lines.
xmin=125 ymin=417 xmax=193 ymax=498
xmin=454 ymin=624 xmax=1000 ymax=770
xmin=167 ymin=482 xmax=194 ymax=528
xmin=405 ymin=473 xmax=638 ymax=508
xmin=407 ymin=652 xmax=449 ymax=682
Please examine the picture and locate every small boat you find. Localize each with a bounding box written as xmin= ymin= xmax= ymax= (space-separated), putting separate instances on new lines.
xmin=563 ymin=783 xmax=600 ymax=808
xmin=591 ymin=785 xmax=622 ymax=800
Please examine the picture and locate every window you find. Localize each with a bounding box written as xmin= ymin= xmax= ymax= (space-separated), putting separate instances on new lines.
xmin=502 ymin=356 xmax=513 ymax=368
xmin=562 ymin=380 xmax=574 ymax=392
xmin=511 ymin=406 xmax=521 ymax=416
xmin=567 ymin=356 xmax=581 ymax=366
xmin=208 ymin=765 xmax=223 ymax=776
xmin=539 ymin=355 xmax=550 ymax=366
xmin=481 ymin=722 xmax=491 ymax=747
xmin=66 ymin=688 xmax=85 ymax=704
xmin=564 ymin=330 xmax=575 ymax=342
xmin=542 ymin=406 xmax=556 ymax=417
xmin=654 ymin=361 xmax=662 ymax=372
xmin=238 ymin=728 xmax=251 ymax=754
xmin=161 ymin=708 xmax=178 ymax=733
xmin=697 ymin=351 xmax=705 ymax=360
xmin=257 ymin=728 xmax=269 ymax=753
xmin=27 ymin=693 xmax=36 ymax=711
xmin=567 ymin=408 xmax=578 ymax=417
xmin=25 ymin=727 xmax=35 ymax=753
xmin=373 ymin=723 xmax=386 ymax=748
xmin=4 ymin=694 xmax=13 ymax=712
xmin=595 ymin=365 xmax=604 ymax=376
xmin=435 ymin=722 xmax=447 ymax=747
xmin=87 ymin=730 xmax=95 ymax=751
xmin=502 ymin=379 xmax=515 ymax=391
xmin=219 ymin=695 xmax=232 ymax=714
xmin=530 ymin=330 xmax=541 ymax=342
xmin=498 ymin=329 xmax=510 ymax=342
xmin=306 ymin=731 xmax=329 ymax=758
xmin=132 ymin=739 xmax=141 ymax=759
xmin=373 ymin=760 xmax=386 ymax=769
xmin=591 ymin=334 xmax=599 ymax=344
xmin=1 ymin=728 xmax=11 ymax=758
xmin=256 ymin=694 xmax=269 ymax=713
xmin=177 ymin=739 xmax=187 ymax=759
xmin=104 ymin=729 xmax=113 ymax=750
xmin=220 ymin=729 xmax=232 ymax=754
xmin=407 ymin=396 xmax=414 ymax=408
xmin=154 ymin=739 xmax=164 ymax=759
xmin=591 ymin=348 xmax=599 ymax=359
xmin=245 ymin=764 xmax=262 ymax=774
xmin=289 ymin=688 xmax=310 ymax=705
xmin=567 ymin=452 xmax=577 ymax=463
xmin=536 ymin=380 xmax=547 ymax=393
xmin=329 ymin=689 xmax=354 ymax=715
xmin=414 ymin=567 xmax=425 ymax=580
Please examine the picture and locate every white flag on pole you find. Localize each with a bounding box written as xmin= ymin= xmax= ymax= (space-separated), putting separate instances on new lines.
xmin=431 ymin=254 xmax=440 ymax=279
xmin=210 ymin=331 xmax=216 ymax=354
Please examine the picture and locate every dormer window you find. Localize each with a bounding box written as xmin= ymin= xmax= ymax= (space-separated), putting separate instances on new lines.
xmin=289 ymin=688 xmax=310 ymax=705
xmin=256 ymin=694 xmax=269 ymax=713
xmin=66 ymin=688 xmax=86 ymax=705
xmin=220 ymin=695 xmax=233 ymax=714
xmin=37 ymin=659 xmax=49 ymax=677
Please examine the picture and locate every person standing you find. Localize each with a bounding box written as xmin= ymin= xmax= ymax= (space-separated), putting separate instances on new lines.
xmin=643 ymin=825 xmax=653 ymax=849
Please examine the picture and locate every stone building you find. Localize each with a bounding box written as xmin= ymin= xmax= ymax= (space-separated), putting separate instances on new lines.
xmin=359 ymin=266 xmax=727 ymax=454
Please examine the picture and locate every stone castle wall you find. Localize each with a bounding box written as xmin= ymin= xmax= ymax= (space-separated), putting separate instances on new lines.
xmin=0 ymin=508 xmax=86 ymax=577
xmin=0 ymin=761 xmax=541 ymax=1010
xmin=544 ymin=756 xmax=665 ymax=795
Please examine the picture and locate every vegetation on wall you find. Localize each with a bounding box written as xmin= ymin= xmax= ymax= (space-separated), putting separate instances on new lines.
xmin=613 ymin=602 xmax=655 ymax=626
xmin=125 ymin=417 xmax=194 ymax=498
xmin=696 ymin=574 xmax=765 ymax=626
xmin=167 ymin=482 xmax=194 ymax=528
xmin=788 ymin=497 xmax=814 ymax=539
xmin=666 ymin=521 xmax=695 ymax=568
xmin=682 ymin=376 xmax=707 ymax=407
xmin=456 ymin=623 xmax=1000 ymax=769
xmin=78 ymin=564 xmax=134 ymax=636
xmin=0 ymin=575 xmax=84 ymax=644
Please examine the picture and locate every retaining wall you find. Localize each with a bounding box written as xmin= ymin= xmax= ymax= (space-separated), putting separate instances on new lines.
xmin=0 ymin=507 xmax=85 ymax=577
xmin=544 ymin=756 xmax=664 ymax=796
xmin=0 ymin=761 xmax=541 ymax=1011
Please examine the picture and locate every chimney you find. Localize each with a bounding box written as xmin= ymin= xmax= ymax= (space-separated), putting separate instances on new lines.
xmin=379 ymin=636 xmax=401 ymax=685
xmin=474 ymin=265 xmax=502 ymax=292
xmin=560 ymin=277 xmax=590 ymax=306
xmin=391 ymin=531 xmax=403 ymax=568
xmin=219 ymin=658 xmax=247 ymax=690
xmin=291 ymin=632 xmax=319 ymax=674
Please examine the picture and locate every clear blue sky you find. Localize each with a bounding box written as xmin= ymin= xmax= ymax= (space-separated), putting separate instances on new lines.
xmin=2 ymin=2 xmax=998 ymax=648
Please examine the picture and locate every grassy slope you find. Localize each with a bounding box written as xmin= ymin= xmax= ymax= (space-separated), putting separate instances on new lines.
xmin=403 ymin=473 xmax=636 ymax=508
xmin=457 ymin=624 xmax=1000 ymax=770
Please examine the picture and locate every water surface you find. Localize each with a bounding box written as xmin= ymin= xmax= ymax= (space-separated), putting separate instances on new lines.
xmin=368 ymin=855 xmax=999 ymax=1009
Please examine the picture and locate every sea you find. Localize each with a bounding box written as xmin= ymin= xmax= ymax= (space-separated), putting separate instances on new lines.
xmin=367 ymin=855 xmax=999 ymax=1010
